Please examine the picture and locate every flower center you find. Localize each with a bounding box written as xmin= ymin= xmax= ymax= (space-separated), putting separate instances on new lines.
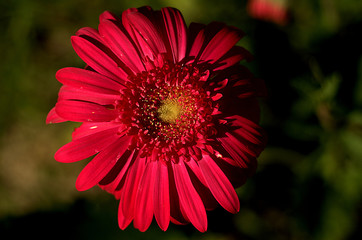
xmin=117 ymin=62 xmax=216 ymax=160
xmin=157 ymin=98 xmax=182 ymax=123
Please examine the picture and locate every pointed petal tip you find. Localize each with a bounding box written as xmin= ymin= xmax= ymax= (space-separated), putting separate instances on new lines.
xmin=195 ymin=222 xmax=208 ymax=233
xmin=199 ymin=155 xmax=240 ymax=214
xmin=46 ymin=107 xmax=67 ymax=124
xmin=134 ymin=216 xmax=153 ymax=232
xmin=155 ymin=208 xmax=170 ymax=231
xmin=99 ymin=10 xmax=118 ymax=22
xmin=75 ymin=178 xmax=92 ymax=192
xmin=70 ymin=35 xmax=77 ymax=45
xmin=45 ymin=117 xmax=54 ymax=125
xmin=172 ymin=161 xmax=208 ymax=233
xmin=230 ymin=199 xmax=240 ymax=214
xmin=159 ymin=222 xmax=170 ymax=231
xmin=118 ymin=225 xmax=127 ymax=230
xmin=54 ymin=149 xmax=69 ymax=163
xmin=136 ymin=224 xmax=151 ymax=232
xmin=118 ymin=201 xmax=133 ymax=230
xmin=118 ymin=219 xmax=131 ymax=230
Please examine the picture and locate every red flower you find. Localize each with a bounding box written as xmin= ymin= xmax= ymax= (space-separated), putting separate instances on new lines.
xmin=247 ymin=0 xmax=289 ymax=25
xmin=47 ymin=7 xmax=267 ymax=232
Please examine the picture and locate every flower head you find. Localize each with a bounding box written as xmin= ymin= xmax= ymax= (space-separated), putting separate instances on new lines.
xmin=47 ymin=6 xmax=267 ymax=232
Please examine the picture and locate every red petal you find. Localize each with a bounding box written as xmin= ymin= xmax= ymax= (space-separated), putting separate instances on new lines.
xmin=56 ymin=67 xmax=123 ymax=93
xmin=99 ymin=11 xmax=119 ymax=22
xmin=76 ymin=27 xmax=103 ymax=43
xmin=185 ymin=159 xmax=207 ymax=187
xmin=99 ymin=19 xmax=145 ymax=73
xmin=217 ymin=115 xmax=266 ymax=168
xmin=218 ymin=135 xmax=251 ymax=168
xmin=71 ymin=35 xmax=128 ymax=84
xmin=162 ymin=7 xmax=187 ymax=62
xmin=133 ymin=160 xmax=157 ymax=232
xmin=71 ymin=122 xmax=122 ymax=140
xmin=122 ymin=10 xmax=166 ymax=60
xmin=186 ymin=159 xmax=219 ymax=211
xmin=75 ymin=136 xmax=132 ymax=191
xmin=189 ymin=29 xmax=205 ymax=59
xmin=211 ymin=93 xmax=223 ymax=101
xmin=98 ymin=149 xmax=136 ymax=192
xmin=226 ymin=115 xmax=267 ymax=151
xmin=172 ymin=161 xmax=207 ymax=232
xmin=213 ymin=79 xmax=228 ymax=91
xmin=54 ymin=125 xmax=120 ymax=163
xmin=199 ymin=155 xmax=240 ymax=214
xmin=57 ymin=86 xmax=119 ymax=106
xmin=234 ymin=78 xmax=268 ymax=99
xmin=118 ymin=199 xmax=132 ymax=229
xmin=200 ymin=26 xmax=244 ymax=64
xmin=119 ymin=155 xmax=147 ymax=228
xmin=46 ymin=107 xmax=67 ymax=124
xmin=214 ymin=46 xmax=253 ymax=71
xmin=168 ymin=165 xmax=188 ymax=225
xmin=55 ymin=100 xmax=118 ymax=122
xmin=153 ymin=161 xmax=170 ymax=231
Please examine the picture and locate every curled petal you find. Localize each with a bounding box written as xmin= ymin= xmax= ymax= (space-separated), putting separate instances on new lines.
xmin=213 ymin=79 xmax=228 ymax=91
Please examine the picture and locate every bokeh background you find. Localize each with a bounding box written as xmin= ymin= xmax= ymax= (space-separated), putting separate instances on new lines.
xmin=1 ymin=0 xmax=361 ymax=239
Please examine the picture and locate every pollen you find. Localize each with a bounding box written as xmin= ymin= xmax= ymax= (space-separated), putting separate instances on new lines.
xmin=158 ymin=98 xmax=182 ymax=123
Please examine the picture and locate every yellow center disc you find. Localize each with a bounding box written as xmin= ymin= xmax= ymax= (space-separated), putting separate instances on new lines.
xmin=157 ymin=98 xmax=182 ymax=123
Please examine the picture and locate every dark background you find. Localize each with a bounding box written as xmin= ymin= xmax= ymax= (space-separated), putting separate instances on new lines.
xmin=0 ymin=0 xmax=361 ymax=239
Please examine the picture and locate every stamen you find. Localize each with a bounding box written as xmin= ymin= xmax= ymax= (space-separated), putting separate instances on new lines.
xmin=158 ymin=98 xmax=182 ymax=123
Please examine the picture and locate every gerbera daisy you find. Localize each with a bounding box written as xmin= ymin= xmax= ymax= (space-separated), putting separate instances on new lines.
xmin=47 ymin=6 xmax=267 ymax=232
